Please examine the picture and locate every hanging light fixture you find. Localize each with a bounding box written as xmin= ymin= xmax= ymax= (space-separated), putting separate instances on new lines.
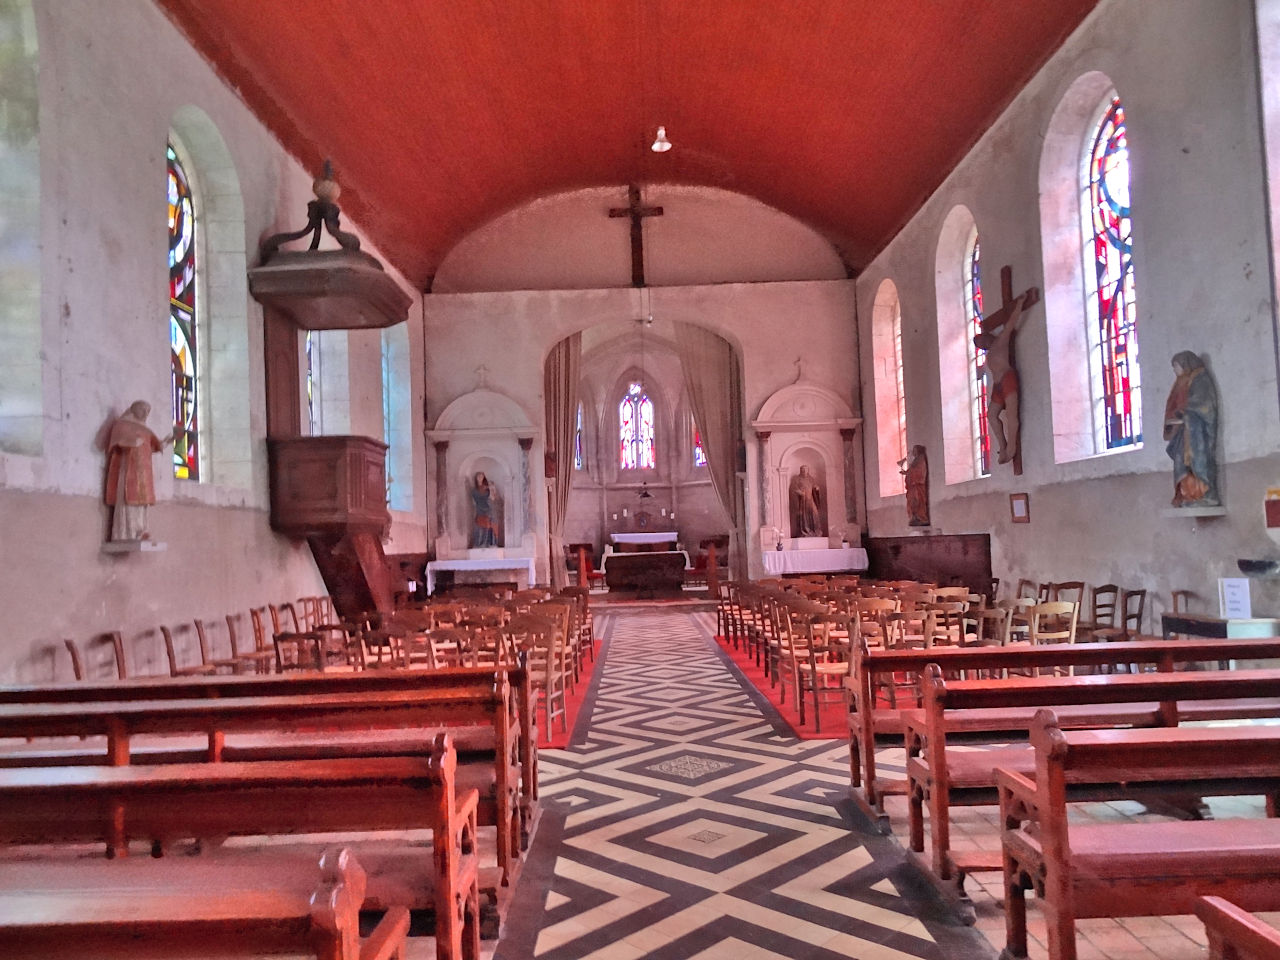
xmin=638 ymin=481 xmax=653 ymax=499
xmin=651 ymin=125 xmax=672 ymax=153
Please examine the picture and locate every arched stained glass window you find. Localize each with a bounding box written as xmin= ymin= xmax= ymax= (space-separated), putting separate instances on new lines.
xmin=693 ymin=424 xmax=706 ymax=467
xmin=619 ymin=382 xmax=655 ymax=470
xmin=305 ymin=330 xmax=318 ymax=434
xmin=573 ymin=403 xmax=584 ymax=470
xmin=1083 ymin=95 xmax=1141 ymax=448
xmin=168 ymin=142 xmax=199 ymax=480
xmin=964 ymin=230 xmax=991 ymax=476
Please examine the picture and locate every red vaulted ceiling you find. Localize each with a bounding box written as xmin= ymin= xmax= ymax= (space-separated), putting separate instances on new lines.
xmin=157 ymin=0 xmax=1100 ymax=289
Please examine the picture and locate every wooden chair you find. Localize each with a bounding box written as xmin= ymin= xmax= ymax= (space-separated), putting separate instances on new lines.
xmin=1049 ymin=580 xmax=1085 ymax=608
xmin=1093 ymin=588 xmax=1146 ymax=642
xmin=1015 ymin=578 xmax=1038 ymax=601
xmin=1196 ymin=897 xmax=1280 ymax=960
xmin=926 ymin=601 xmax=967 ymax=648
xmin=62 ymin=639 xmax=84 ymax=681
xmin=1077 ymin=583 xmax=1119 ymax=641
xmin=194 ymin=618 xmax=251 ymax=674
xmin=160 ymin=624 xmax=218 ymax=677
xmin=796 ymin=614 xmax=851 ymax=732
xmin=225 ymin=612 xmax=276 ymax=674
xmin=1027 ymin=601 xmax=1079 ymax=645
xmin=515 ymin=614 xmax=568 ymax=740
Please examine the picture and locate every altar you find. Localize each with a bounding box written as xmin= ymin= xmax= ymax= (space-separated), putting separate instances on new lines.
xmin=761 ymin=546 xmax=869 ymax=576
xmin=611 ymin=531 xmax=678 ymax=547
xmin=425 ymin=556 xmax=537 ymax=595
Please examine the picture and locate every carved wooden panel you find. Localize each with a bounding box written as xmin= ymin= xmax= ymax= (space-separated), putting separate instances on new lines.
xmin=865 ymin=533 xmax=993 ymax=598
xmin=269 ymin=436 xmax=389 ymax=536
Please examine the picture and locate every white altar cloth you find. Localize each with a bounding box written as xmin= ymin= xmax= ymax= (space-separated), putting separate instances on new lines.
xmin=600 ymin=549 xmax=692 ymax=572
xmin=761 ymin=547 xmax=869 ymax=576
xmin=426 ymin=557 xmax=537 ymax=595
xmin=611 ymin=531 xmax=679 ymax=544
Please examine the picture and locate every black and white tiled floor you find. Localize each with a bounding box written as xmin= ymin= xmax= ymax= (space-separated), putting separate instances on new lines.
xmin=495 ymin=609 xmax=993 ymax=960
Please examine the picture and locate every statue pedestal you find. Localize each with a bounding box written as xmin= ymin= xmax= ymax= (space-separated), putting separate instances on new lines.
xmin=102 ymin=540 xmax=167 ymax=554
xmin=1161 ymin=506 xmax=1227 ymax=518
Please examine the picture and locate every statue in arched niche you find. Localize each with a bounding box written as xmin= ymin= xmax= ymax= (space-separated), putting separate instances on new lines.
xmin=469 ymin=471 xmax=503 ymax=547
xmin=789 ymin=465 xmax=825 ymax=537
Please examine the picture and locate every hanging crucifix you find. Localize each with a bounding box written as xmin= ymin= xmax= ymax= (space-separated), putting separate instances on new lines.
xmin=609 ymin=184 xmax=663 ymax=287
xmin=974 ymin=265 xmax=1039 ymax=476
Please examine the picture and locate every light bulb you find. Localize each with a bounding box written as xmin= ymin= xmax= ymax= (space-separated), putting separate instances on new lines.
xmin=651 ymin=126 xmax=672 ymax=153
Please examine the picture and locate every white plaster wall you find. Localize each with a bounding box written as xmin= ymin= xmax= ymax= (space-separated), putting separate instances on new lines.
xmin=0 ymin=0 xmax=428 ymax=675
xmin=433 ymin=185 xmax=849 ymax=293
xmin=425 ymin=278 xmax=857 ymax=582
xmin=856 ymin=0 xmax=1280 ymax=615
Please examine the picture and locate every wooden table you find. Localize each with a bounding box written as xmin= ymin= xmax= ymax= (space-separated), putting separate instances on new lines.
xmin=1162 ymin=612 xmax=1280 ymax=641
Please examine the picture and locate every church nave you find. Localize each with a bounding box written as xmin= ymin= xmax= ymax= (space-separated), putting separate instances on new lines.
xmin=495 ymin=609 xmax=988 ymax=960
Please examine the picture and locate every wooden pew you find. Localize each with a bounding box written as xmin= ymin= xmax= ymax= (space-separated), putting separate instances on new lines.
xmin=0 ymin=680 xmax=523 ymax=890
xmin=0 ymin=665 xmax=536 ymax=879
xmin=905 ymin=665 xmax=1280 ymax=917
xmin=846 ymin=635 xmax=1280 ymax=822
xmin=0 ymin=737 xmax=479 ymax=960
xmin=0 ymin=847 xmax=410 ymax=960
xmin=997 ymin=711 xmax=1280 ymax=960
xmin=1196 ymin=897 xmax=1280 ymax=960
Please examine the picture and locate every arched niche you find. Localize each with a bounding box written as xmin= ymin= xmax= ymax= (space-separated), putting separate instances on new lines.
xmin=428 ymin=388 xmax=534 ymax=558
xmin=751 ymin=381 xmax=861 ymax=547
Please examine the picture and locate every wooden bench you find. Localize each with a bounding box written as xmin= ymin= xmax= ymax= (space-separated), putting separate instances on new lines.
xmin=846 ymin=636 xmax=1280 ymax=821
xmin=905 ymin=665 xmax=1280 ymax=916
xmin=0 ymin=666 xmax=535 ymax=884
xmin=0 ymin=737 xmax=479 ymax=960
xmin=0 ymin=846 xmax=410 ymax=960
xmin=997 ymin=711 xmax=1280 ymax=960
xmin=1196 ymin=897 xmax=1280 ymax=960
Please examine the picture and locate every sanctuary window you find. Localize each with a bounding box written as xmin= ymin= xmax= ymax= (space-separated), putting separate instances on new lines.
xmin=574 ymin=403 xmax=584 ymax=470
xmin=168 ymin=142 xmax=199 ymax=480
xmin=619 ymin=382 xmax=655 ymax=470
xmin=1083 ymin=95 xmax=1141 ymax=449
xmin=305 ymin=330 xmax=319 ymax=434
xmin=693 ymin=425 xmax=707 ymax=467
xmin=964 ymin=231 xmax=991 ymax=476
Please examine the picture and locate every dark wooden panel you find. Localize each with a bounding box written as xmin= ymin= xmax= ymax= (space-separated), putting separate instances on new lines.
xmin=865 ymin=534 xmax=992 ymax=599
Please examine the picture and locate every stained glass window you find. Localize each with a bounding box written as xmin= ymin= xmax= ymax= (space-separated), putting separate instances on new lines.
xmin=573 ymin=403 xmax=584 ymax=470
xmin=168 ymin=142 xmax=199 ymax=480
xmin=619 ymin=382 xmax=655 ymax=470
xmin=1083 ymin=95 xmax=1141 ymax=448
xmin=306 ymin=330 xmax=318 ymax=434
xmin=964 ymin=230 xmax=991 ymax=476
xmin=693 ymin=424 xmax=707 ymax=467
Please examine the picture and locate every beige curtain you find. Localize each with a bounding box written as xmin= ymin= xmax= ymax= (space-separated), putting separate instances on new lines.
xmin=675 ymin=322 xmax=745 ymax=578
xmin=544 ymin=333 xmax=582 ymax=590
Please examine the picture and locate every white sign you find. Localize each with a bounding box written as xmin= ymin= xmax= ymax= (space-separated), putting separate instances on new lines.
xmin=1219 ymin=578 xmax=1252 ymax=620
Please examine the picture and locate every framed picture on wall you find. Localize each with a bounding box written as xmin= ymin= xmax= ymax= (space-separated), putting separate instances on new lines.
xmin=1009 ymin=493 xmax=1030 ymax=523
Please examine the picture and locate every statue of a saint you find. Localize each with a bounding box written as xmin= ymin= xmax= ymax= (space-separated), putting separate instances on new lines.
xmin=788 ymin=465 xmax=824 ymax=537
xmin=104 ymin=400 xmax=174 ymax=541
xmin=899 ymin=444 xmax=930 ymax=526
xmin=1163 ymin=351 xmax=1220 ymax=507
xmin=469 ymin=471 xmax=500 ymax=547
xmin=974 ymin=291 xmax=1030 ymax=466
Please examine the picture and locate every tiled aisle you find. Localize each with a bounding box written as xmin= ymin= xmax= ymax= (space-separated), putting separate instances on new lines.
xmin=494 ymin=609 xmax=992 ymax=960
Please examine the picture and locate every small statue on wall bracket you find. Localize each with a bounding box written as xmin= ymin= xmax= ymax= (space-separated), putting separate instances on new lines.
xmin=104 ymin=400 xmax=176 ymax=541
xmin=1164 ymin=350 xmax=1220 ymax=507
xmin=899 ymin=444 xmax=930 ymax=527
